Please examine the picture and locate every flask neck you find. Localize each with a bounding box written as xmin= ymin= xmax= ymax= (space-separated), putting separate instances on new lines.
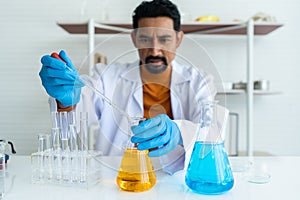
xmin=196 ymin=126 xmax=223 ymax=144
xmin=127 ymin=116 xmax=145 ymax=149
xmin=198 ymin=101 xmax=223 ymax=144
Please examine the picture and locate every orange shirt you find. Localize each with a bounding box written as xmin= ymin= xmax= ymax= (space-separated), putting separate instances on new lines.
xmin=141 ymin=65 xmax=173 ymax=120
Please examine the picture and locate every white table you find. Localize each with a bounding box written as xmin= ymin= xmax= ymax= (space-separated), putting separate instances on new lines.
xmin=2 ymin=156 xmax=299 ymax=200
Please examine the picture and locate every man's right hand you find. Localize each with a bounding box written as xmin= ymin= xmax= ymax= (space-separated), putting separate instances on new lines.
xmin=39 ymin=50 xmax=85 ymax=107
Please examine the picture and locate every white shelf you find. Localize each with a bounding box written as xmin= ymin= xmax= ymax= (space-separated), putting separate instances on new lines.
xmin=217 ymin=89 xmax=282 ymax=95
xmin=217 ymin=89 xmax=245 ymax=94
xmin=253 ymin=90 xmax=282 ymax=95
xmin=57 ymin=21 xmax=283 ymax=35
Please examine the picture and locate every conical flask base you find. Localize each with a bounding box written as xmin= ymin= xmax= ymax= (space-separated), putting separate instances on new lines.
xmin=116 ymin=148 xmax=156 ymax=192
xmin=185 ymin=142 xmax=234 ymax=194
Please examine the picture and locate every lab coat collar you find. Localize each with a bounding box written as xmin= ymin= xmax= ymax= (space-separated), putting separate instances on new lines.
xmin=119 ymin=60 xmax=192 ymax=119
xmin=120 ymin=60 xmax=141 ymax=82
xmin=119 ymin=61 xmax=143 ymax=116
xmin=171 ymin=60 xmax=192 ymax=84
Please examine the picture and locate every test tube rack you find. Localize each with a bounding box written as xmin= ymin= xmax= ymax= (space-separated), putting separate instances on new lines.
xmin=31 ymin=111 xmax=102 ymax=188
xmin=31 ymin=150 xmax=102 ymax=188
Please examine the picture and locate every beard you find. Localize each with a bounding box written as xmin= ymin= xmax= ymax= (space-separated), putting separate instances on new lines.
xmin=144 ymin=56 xmax=168 ymax=74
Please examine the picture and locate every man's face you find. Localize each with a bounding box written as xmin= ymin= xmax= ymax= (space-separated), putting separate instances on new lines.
xmin=131 ymin=17 xmax=183 ymax=74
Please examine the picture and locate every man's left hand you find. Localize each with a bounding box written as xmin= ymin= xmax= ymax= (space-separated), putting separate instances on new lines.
xmin=131 ymin=114 xmax=182 ymax=157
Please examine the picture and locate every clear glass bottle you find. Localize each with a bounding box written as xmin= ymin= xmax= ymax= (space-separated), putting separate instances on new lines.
xmin=116 ymin=117 xmax=156 ymax=192
xmin=185 ymin=101 xmax=234 ymax=194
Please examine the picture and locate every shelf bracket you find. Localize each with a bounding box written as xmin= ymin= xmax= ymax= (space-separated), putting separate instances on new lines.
xmin=88 ymin=18 xmax=95 ymax=76
xmin=87 ymin=19 xmax=132 ymax=76
xmin=246 ymin=19 xmax=254 ymax=156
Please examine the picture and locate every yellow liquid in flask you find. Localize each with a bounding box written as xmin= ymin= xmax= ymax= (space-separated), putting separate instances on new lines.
xmin=116 ymin=148 xmax=156 ymax=192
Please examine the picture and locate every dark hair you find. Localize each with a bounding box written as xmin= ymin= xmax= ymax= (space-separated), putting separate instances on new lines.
xmin=132 ymin=0 xmax=181 ymax=31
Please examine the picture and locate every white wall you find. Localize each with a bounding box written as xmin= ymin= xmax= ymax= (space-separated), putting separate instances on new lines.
xmin=0 ymin=0 xmax=299 ymax=155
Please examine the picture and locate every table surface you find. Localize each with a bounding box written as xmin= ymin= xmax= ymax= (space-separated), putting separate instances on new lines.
xmin=2 ymin=156 xmax=299 ymax=200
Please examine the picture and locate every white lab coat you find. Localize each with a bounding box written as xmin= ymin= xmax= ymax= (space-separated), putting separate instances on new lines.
xmin=74 ymin=59 xmax=217 ymax=173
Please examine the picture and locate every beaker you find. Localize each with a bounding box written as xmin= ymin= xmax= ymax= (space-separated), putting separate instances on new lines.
xmin=116 ymin=117 xmax=156 ymax=192
xmin=185 ymin=101 xmax=234 ymax=195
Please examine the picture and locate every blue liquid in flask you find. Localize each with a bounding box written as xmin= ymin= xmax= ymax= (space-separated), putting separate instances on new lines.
xmin=185 ymin=141 xmax=234 ymax=195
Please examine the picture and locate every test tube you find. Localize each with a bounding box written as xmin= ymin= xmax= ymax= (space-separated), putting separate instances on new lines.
xmin=60 ymin=112 xmax=70 ymax=183
xmin=37 ymin=134 xmax=46 ymax=181
xmin=51 ymin=112 xmax=61 ymax=150
xmin=79 ymin=112 xmax=88 ymax=183
xmin=79 ymin=112 xmax=88 ymax=151
xmin=36 ymin=134 xmax=52 ymax=183
xmin=51 ymin=112 xmax=62 ymax=183
xmin=69 ymin=123 xmax=79 ymax=183
xmin=68 ymin=111 xmax=78 ymax=152
xmin=42 ymin=134 xmax=53 ymax=182
xmin=60 ymin=112 xmax=69 ymax=150
xmin=31 ymin=134 xmax=47 ymax=183
xmin=68 ymin=110 xmax=77 ymax=127
xmin=68 ymin=111 xmax=79 ymax=183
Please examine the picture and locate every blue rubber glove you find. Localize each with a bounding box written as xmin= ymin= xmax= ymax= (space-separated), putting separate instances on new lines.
xmin=39 ymin=50 xmax=84 ymax=107
xmin=131 ymin=114 xmax=182 ymax=157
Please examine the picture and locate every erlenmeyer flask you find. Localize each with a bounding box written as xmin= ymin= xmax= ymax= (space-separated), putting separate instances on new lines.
xmin=185 ymin=101 xmax=234 ymax=194
xmin=116 ymin=117 xmax=156 ymax=192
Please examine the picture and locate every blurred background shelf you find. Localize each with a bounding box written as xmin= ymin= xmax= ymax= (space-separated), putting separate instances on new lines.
xmin=217 ymin=89 xmax=282 ymax=95
xmin=57 ymin=21 xmax=283 ymax=35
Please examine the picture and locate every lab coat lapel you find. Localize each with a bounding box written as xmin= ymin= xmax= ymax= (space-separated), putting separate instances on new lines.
xmin=120 ymin=61 xmax=144 ymax=117
xmin=132 ymin=84 xmax=143 ymax=117
xmin=170 ymin=61 xmax=191 ymax=120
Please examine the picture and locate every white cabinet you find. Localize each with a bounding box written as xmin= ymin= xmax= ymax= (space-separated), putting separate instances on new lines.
xmin=57 ymin=20 xmax=283 ymax=156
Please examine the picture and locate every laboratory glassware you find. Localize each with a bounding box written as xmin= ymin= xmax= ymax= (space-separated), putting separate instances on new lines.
xmin=31 ymin=134 xmax=52 ymax=183
xmin=51 ymin=112 xmax=62 ymax=183
xmin=42 ymin=134 xmax=53 ymax=182
xmin=0 ymin=141 xmax=6 ymax=199
xmin=68 ymin=111 xmax=79 ymax=183
xmin=116 ymin=117 xmax=156 ymax=192
xmin=79 ymin=112 xmax=88 ymax=183
xmin=0 ymin=140 xmax=16 ymax=155
xmin=37 ymin=134 xmax=47 ymax=182
xmin=60 ymin=112 xmax=71 ymax=182
xmin=185 ymin=101 xmax=234 ymax=195
xmin=244 ymin=160 xmax=271 ymax=184
xmin=0 ymin=140 xmax=16 ymax=198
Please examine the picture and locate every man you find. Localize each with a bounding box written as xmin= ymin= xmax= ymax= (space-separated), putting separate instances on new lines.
xmin=39 ymin=0 xmax=216 ymax=174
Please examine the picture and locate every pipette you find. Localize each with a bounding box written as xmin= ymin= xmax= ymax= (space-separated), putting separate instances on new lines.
xmin=50 ymin=53 xmax=133 ymax=124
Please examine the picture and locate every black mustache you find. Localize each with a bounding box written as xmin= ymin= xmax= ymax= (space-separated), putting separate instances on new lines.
xmin=145 ymin=56 xmax=167 ymax=65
